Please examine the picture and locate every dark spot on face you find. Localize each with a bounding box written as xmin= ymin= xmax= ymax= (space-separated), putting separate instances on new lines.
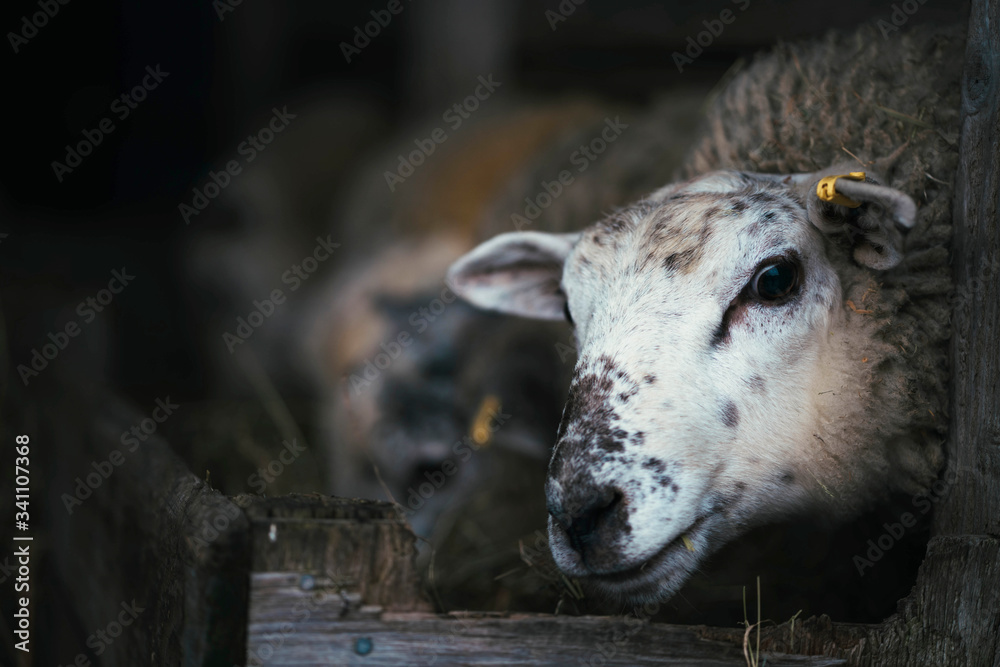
xmin=711 ymin=295 xmax=749 ymax=348
xmin=780 ymin=471 xmax=795 ymax=485
xmin=731 ymin=200 xmax=748 ymax=213
xmin=670 ymin=483 xmax=680 ymax=494
xmin=722 ymin=400 xmax=740 ymax=429
xmin=644 ymin=374 xmax=656 ymax=385
xmin=618 ymin=387 xmax=638 ymax=403
xmin=747 ymin=191 xmax=782 ymax=206
xmin=630 ymin=431 xmax=645 ymax=446
xmin=643 ymin=457 xmax=666 ymax=474
xmin=662 ymin=247 xmax=698 ymax=272
xmin=598 ymin=439 xmax=624 ymax=453
xmin=603 ymin=216 xmax=629 ymax=234
xmin=763 ymin=210 xmax=776 ymax=220
xmin=711 ymin=314 xmax=731 ymax=347
xmin=735 ymin=481 xmax=747 ymax=491
xmin=553 ymin=355 xmax=631 ymax=467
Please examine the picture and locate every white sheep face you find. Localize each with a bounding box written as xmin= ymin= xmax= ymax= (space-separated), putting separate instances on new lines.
xmin=448 ymin=167 xmax=918 ymax=603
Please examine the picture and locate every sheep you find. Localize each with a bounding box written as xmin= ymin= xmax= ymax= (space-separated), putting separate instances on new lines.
xmin=303 ymin=99 xmax=611 ymax=543
xmin=448 ymin=23 xmax=963 ymax=605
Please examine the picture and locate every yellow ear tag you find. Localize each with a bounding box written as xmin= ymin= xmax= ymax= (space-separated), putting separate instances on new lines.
xmin=682 ymin=535 xmax=696 ymax=552
xmin=470 ymin=394 xmax=501 ymax=448
xmin=816 ymin=171 xmax=866 ymax=208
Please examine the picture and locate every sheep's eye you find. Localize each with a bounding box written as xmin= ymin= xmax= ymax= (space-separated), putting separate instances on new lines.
xmin=563 ymin=301 xmax=574 ymax=325
xmin=751 ymin=260 xmax=799 ymax=302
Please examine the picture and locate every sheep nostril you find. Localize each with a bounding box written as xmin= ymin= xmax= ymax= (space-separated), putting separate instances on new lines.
xmin=560 ymin=489 xmax=622 ymax=555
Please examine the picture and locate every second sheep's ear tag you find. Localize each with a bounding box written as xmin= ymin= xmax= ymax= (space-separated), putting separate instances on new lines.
xmin=816 ymin=172 xmax=866 ymax=208
xmin=470 ymin=394 xmax=502 ymax=448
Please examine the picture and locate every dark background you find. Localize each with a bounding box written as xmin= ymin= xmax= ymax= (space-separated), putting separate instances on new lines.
xmin=0 ymin=0 xmax=964 ymax=406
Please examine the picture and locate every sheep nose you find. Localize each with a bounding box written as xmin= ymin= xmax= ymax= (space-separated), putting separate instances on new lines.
xmin=548 ymin=484 xmax=622 ymax=555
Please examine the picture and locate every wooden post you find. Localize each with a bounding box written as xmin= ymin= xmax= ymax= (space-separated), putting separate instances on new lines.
xmin=937 ymin=0 xmax=1000 ymax=541
xmin=43 ymin=389 xmax=251 ymax=666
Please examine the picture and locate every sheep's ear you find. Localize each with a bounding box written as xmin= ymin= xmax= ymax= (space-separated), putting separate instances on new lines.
xmin=804 ymin=171 xmax=916 ymax=270
xmin=447 ymin=231 xmax=580 ymax=320
xmin=755 ymin=168 xmax=916 ymax=270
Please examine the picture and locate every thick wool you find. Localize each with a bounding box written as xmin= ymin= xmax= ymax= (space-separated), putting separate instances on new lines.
xmin=680 ymin=24 xmax=963 ymax=503
xmin=481 ymin=90 xmax=707 ymax=239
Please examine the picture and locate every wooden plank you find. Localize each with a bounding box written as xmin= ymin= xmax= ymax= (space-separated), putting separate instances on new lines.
xmin=238 ymin=493 xmax=429 ymax=612
xmin=247 ymin=608 xmax=845 ymax=666
xmin=936 ymin=0 xmax=1000 ymax=540
xmin=42 ymin=387 xmax=250 ymax=666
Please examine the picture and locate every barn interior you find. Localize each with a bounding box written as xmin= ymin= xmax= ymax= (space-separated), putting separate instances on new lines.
xmin=0 ymin=1 xmax=973 ymax=664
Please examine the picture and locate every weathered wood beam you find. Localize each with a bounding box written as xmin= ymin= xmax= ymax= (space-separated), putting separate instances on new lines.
xmin=247 ymin=603 xmax=846 ymax=666
xmin=937 ymin=0 xmax=1000 ymax=540
xmin=43 ymin=388 xmax=250 ymax=666
xmin=236 ymin=493 xmax=429 ymax=612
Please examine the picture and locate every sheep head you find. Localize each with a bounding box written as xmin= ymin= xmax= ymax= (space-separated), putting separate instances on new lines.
xmin=447 ymin=165 xmax=939 ymax=603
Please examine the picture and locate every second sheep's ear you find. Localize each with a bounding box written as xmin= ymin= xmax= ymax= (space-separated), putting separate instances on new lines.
xmin=752 ymin=166 xmax=917 ymax=270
